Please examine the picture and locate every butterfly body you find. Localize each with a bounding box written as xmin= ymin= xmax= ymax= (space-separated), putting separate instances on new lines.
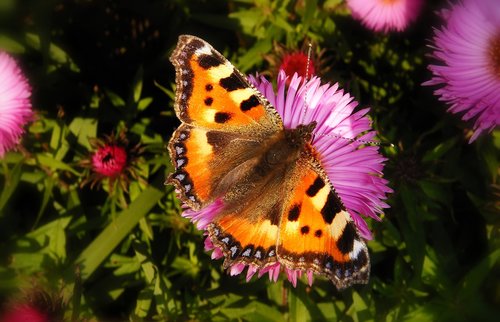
xmin=168 ymin=35 xmax=370 ymax=289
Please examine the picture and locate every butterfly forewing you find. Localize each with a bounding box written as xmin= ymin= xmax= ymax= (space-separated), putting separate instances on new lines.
xmin=169 ymin=35 xmax=281 ymax=131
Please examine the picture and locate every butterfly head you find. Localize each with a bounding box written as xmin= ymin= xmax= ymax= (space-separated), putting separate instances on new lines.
xmin=285 ymin=121 xmax=317 ymax=147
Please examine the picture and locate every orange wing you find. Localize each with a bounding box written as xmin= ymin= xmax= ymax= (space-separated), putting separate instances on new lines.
xmin=169 ymin=35 xmax=281 ymax=131
xmin=277 ymin=164 xmax=370 ymax=290
xmin=168 ymin=35 xmax=282 ymax=209
xmin=207 ymin=209 xmax=280 ymax=270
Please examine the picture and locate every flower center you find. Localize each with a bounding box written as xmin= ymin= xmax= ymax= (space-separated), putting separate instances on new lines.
xmin=381 ymin=0 xmax=399 ymax=4
xmin=489 ymin=33 xmax=500 ymax=78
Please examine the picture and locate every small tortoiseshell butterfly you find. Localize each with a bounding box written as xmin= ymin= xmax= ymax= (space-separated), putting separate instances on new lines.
xmin=168 ymin=35 xmax=370 ymax=289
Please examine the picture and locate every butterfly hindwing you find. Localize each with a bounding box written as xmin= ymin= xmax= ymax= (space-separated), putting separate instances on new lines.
xmin=207 ymin=209 xmax=280 ymax=269
xmin=277 ymin=161 xmax=370 ymax=289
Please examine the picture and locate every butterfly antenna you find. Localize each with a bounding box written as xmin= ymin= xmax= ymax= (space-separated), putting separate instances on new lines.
xmin=316 ymin=132 xmax=395 ymax=147
xmin=300 ymin=42 xmax=313 ymax=126
xmin=300 ymin=43 xmax=393 ymax=148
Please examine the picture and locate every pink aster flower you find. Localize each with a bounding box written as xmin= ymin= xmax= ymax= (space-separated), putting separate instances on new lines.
xmin=423 ymin=0 xmax=500 ymax=142
xmin=347 ymin=0 xmax=424 ymax=33
xmin=0 ymin=52 xmax=33 ymax=157
xmin=182 ymin=71 xmax=391 ymax=286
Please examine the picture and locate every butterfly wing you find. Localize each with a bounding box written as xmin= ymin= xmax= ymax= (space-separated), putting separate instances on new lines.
xmin=169 ymin=35 xmax=370 ymax=288
xmin=205 ymin=152 xmax=369 ymax=288
xmin=168 ymin=35 xmax=282 ymax=209
xmin=277 ymin=159 xmax=370 ymax=289
xmin=170 ymin=35 xmax=281 ymax=130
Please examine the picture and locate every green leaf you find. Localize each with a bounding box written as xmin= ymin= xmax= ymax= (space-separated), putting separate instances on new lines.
xmin=74 ymin=186 xmax=164 ymax=280
xmin=170 ymin=256 xmax=200 ymax=278
xmin=301 ymin=0 xmax=317 ymax=33
xmin=134 ymin=240 xmax=157 ymax=284
xmin=33 ymin=176 xmax=54 ymax=227
xmin=133 ymin=286 xmax=153 ymax=319
xmin=68 ymin=117 xmax=98 ymax=149
xmin=105 ymin=89 xmax=126 ymax=107
xmin=138 ymin=97 xmax=153 ymax=111
xmin=133 ymin=66 xmax=144 ymax=103
xmin=422 ymin=137 xmax=458 ymax=162
xmin=458 ymin=249 xmax=500 ymax=300
xmin=236 ymin=39 xmax=272 ymax=72
xmin=20 ymin=216 xmax=72 ymax=262
xmin=288 ymin=286 xmax=310 ymax=322
xmin=418 ymin=180 xmax=449 ymax=204
xmin=36 ymin=153 xmax=79 ymax=175
xmin=242 ymin=302 xmax=285 ymax=322
xmin=0 ymin=35 xmax=25 ymax=53
xmin=25 ymin=32 xmax=80 ymax=72
xmin=0 ymin=160 xmax=23 ymax=213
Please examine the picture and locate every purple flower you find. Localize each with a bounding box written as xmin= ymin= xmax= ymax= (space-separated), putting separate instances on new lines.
xmin=423 ymin=0 xmax=500 ymax=142
xmin=347 ymin=0 xmax=424 ymax=33
xmin=0 ymin=52 xmax=33 ymax=157
xmin=183 ymin=71 xmax=391 ymax=286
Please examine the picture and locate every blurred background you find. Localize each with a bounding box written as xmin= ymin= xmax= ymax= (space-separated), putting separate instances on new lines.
xmin=0 ymin=0 xmax=498 ymax=321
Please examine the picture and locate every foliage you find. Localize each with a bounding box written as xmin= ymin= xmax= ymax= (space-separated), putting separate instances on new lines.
xmin=0 ymin=0 xmax=499 ymax=321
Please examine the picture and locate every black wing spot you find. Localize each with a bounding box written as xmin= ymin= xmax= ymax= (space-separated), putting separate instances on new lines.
xmin=314 ymin=229 xmax=322 ymax=238
xmin=288 ymin=204 xmax=301 ymax=221
xmin=205 ymin=84 xmax=213 ymax=91
xmin=337 ymin=223 xmax=356 ymax=254
xmin=220 ymin=72 xmax=245 ymax=91
xmin=198 ymin=53 xmax=223 ymax=69
xmin=306 ymin=176 xmax=325 ymax=197
xmin=321 ymin=192 xmax=343 ymax=224
xmin=353 ymin=248 xmax=368 ymax=268
xmin=300 ymin=226 xmax=310 ymax=235
xmin=240 ymin=95 xmax=260 ymax=111
xmin=204 ymin=97 xmax=213 ymax=106
xmin=214 ymin=112 xmax=232 ymax=123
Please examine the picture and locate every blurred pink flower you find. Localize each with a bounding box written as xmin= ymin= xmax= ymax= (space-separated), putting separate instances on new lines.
xmin=280 ymin=52 xmax=315 ymax=80
xmin=0 ymin=288 xmax=64 ymax=322
xmin=347 ymin=0 xmax=423 ymax=33
xmin=81 ymin=131 xmax=144 ymax=191
xmin=423 ymin=0 xmax=500 ymax=142
xmin=0 ymin=52 xmax=33 ymax=157
xmin=1 ymin=305 xmax=50 ymax=322
xmin=183 ymin=71 xmax=391 ymax=286
xmin=92 ymin=144 xmax=128 ymax=177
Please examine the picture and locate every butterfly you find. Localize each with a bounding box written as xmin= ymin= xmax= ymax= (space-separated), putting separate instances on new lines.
xmin=167 ymin=35 xmax=370 ymax=289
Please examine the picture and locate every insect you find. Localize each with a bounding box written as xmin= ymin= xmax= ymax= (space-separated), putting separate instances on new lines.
xmin=168 ymin=35 xmax=370 ymax=289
